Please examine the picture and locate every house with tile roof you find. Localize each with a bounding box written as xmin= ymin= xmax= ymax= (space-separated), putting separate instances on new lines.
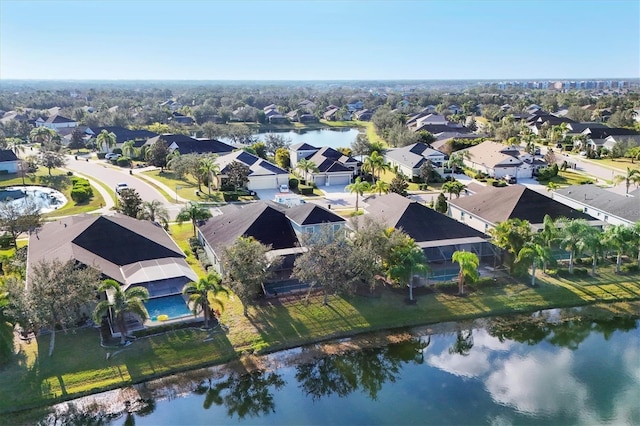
xmin=553 ymin=184 xmax=640 ymax=226
xmin=359 ymin=193 xmax=494 ymax=266
xmin=383 ymin=143 xmax=447 ymax=178
xmin=448 ymin=185 xmax=598 ymax=234
xmin=462 ymin=141 xmax=534 ymax=179
xmin=215 ymin=150 xmax=289 ymax=190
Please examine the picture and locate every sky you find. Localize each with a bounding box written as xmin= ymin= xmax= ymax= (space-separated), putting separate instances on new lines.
xmin=1 ymin=0 xmax=638 ymax=81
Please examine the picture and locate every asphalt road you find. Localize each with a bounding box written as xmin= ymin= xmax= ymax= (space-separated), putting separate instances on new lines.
xmin=63 ymin=155 xmax=185 ymax=219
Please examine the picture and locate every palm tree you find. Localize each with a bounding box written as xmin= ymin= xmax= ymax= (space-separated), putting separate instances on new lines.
xmin=29 ymin=126 xmax=56 ymax=145
xmin=441 ymin=180 xmax=465 ymax=200
xmin=362 ymin=151 xmax=386 ymax=183
xmin=139 ymin=200 xmax=170 ymax=229
xmin=199 ymin=157 xmax=220 ymax=195
xmin=451 ymin=250 xmax=479 ymax=295
xmin=580 ymin=226 xmax=604 ymax=276
xmin=92 ymin=279 xmax=149 ymax=345
xmin=96 ymin=130 xmax=117 ymax=153
xmin=516 ymin=240 xmax=554 ymax=286
xmin=182 ymin=273 xmax=228 ymax=329
xmin=176 ymin=201 xmax=212 ymax=236
xmin=557 ymin=219 xmax=591 ymax=274
xmin=603 ymin=225 xmax=633 ymax=273
xmin=538 ymin=215 xmax=559 ymax=272
xmin=295 ymin=159 xmax=318 ymax=182
xmin=122 ymin=140 xmax=137 ymax=159
xmin=631 ymin=221 xmax=640 ymax=268
xmin=370 ymin=179 xmax=390 ymax=195
xmin=613 ymin=168 xmax=640 ymax=195
xmin=546 ymin=182 xmax=560 ymax=193
xmin=387 ymin=239 xmax=429 ymax=302
xmin=345 ymin=177 xmax=371 ymax=212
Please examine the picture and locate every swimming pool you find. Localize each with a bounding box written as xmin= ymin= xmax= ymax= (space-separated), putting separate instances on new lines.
xmin=144 ymin=294 xmax=192 ymax=322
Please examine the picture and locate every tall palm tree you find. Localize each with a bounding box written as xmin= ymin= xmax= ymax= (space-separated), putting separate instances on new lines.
xmin=538 ymin=215 xmax=559 ymax=272
xmin=557 ymin=219 xmax=591 ymax=274
xmin=370 ymin=179 xmax=390 ymax=195
xmin=580 ymin=226 xmax=604 ymax=276
xmin=92 ymin=279 xmax=149 ymax=345
xmin=345 ymin=177 xmax=371 ymax=212
xmin=451 ymin=250 xmax=479 ymax=295
xmin=295 ymin=159 xmax=318 ymax=182
xmin=139 ymin=199 xmax=170 ymax=229
xmin=176 ymin=201 xmax=212 ymax=236
xmin=442 ymin=180 xmax=465 ymax=200
xmin=199 ymin=157 xmax=220 ymax=195
xmin=29 ymin=126 xmax=56 ymax=145
xmin=631 ymin=221 xmax=640 ymax=268
xmin=603 ymin=224 xmax=633 ymax=273
xmin=96 ymin=130 xmax=117 ymax=153
xmin=182 ymin=273 xmax=228 ymax=329
xmin=516 ymin=240 xmax=554 ymax=286
xmin=387 ymin=239 xmax=429 ymax=302
xmin=122 ymin=140 xmax=137 ymax=159
xmin=613 ymin=168 xmax=640 ymax=195
xmin=362 ymin=151 xmax=387 ymax=183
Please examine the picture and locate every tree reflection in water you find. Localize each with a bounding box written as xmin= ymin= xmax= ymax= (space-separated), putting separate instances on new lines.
xmin=296 ymin=336 xmax=430 ymax=401
xmin=196 ymin=370 xmax=285 ymax=419
xmin=448 ymin=329 xmax=474 ymax=356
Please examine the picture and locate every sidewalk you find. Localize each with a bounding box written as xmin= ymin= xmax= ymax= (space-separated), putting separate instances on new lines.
xmin=131 ymin=167 xmax=190 ymax=203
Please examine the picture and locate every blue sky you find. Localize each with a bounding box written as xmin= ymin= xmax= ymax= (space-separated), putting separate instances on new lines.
xmin=1 ymin=0 xmax=638 ymax=80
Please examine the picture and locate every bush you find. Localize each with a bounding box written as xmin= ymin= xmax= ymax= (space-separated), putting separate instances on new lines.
xmin=0 ymin=234 xmax=12 ymax=248
xmin=70 ymin=186 xmax=92 ymax=203
xmin=223 ymin=192 xmax=239 ymax=201
xmin=492 ymin=180 xmax=507 ymax=187
xmin=622 ymin=264 xmax=639 ymax=273
xmin=96 ymin=152 xmax=106 ymax=159
xmin=297 ymin=185 xmax=314 ymax=195
xmin=288 ymin=177 xmax=299 ymax=190
xmin=116 ymin=156 xmax=131 ymax=167
xmin=66 ymin=171 xmax=73 ymax=176
xmin=112 ymin=148 xmax=123 ymax=155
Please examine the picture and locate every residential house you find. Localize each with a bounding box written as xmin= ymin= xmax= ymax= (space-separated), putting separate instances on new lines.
xmin=86 ymin=126 xmax=158 ymax=148
xmin=581 ymin=127 xmax=640 ymax=150
xmin=268 ymin=114 xmax=288 ymax=124
xmin=462 ymin=141 xmax=534 ymax=179
xmin=160 ymin=100 xmax=183 ymax=111
xmin=359 ymin=193 xmax=495 ymax=268
xmin=285 ymin=203 xmax=346 ymax=236
xmin=383 ymin=143 xmax=447 ymax=178
xmin=285 ymin=110 xmax=299 ymax=122
xmin=289 ymin=142 xmax=320 ymax=169
xmin=448 ymin=185 xmax=597 ymax=234
xmin=27 ymin=214 xmax=199 ymax=334
xmin=346 ymin=100 xmax=364 ymax=112
xmin=323 ymin=107 xmax=345 ymax=121
xmin=298 ymin=99 xmax=317 ymax=113
xmin=0 ymin=149 xmax=19 ymax=173
xmin=602 ymin=134 xmax=640 ymax=151
xmin=171 ymin=138 xmax=235 ymax=155
xmin=448 ymin=104 xmax=462 ymax=114
xmin=353 ymin=109 xmax=373 ymax=121
xmin=215 ymin=150 xmax=289 ymax=190
xmin=299 ymin=114 xmax=318 ymax=123
xmin=144 ymin=133 xmax=199 ymax=150
xmin=553 ymin=184 xmax=640 ymax=226
xmin=169 ymin=112 xmax=195 ymax=125
xmin=35 ymin=114 xmax=78 ymax=130
xmin=295 ymin=146 xmax=359 ymax=186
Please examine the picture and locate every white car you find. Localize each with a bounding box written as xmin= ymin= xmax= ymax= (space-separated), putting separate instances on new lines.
xmin=115 ymin=183 xmax=129 ymax=194
xmin=279 ymin=184 xmax=289 ymax=193
xmin=105 ymin=153 xmax=121 ymax=160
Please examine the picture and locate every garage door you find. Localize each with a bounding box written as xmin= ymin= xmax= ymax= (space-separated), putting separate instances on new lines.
xmin=326 ymin=175 xmax=350 ymax=186
xmin=248 ymin=176 xmax=277 ymax=190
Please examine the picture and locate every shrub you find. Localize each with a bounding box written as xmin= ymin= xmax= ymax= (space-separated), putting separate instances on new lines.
xmin=0 ymin=234 xmax=12 ymax=248
xmin=297 ymin=185 xmax=314 ymax=195
xmin=288 ymin=177 xmax=299 ymax=190
xmin=223 ymin=192 xmax=239 ymax=201
xmin=96 ymin=152 xmax=106 ymax=159
xmin=188 ymin=237 xmax=201 ymax=251
xmin=622 ymin=264 xmax=639 ymax=273
xmin=66 ymin=171 xmax=73 ymax=176
xmin=492 ymin=180 xmax=507 ymax=187
xmin=116 ymin=156 xmax=131 ymax=167
xmin=70 ymin=186 xmax=92 ymax=203
xmin=112 ymin=148 xmax=123 ymax=155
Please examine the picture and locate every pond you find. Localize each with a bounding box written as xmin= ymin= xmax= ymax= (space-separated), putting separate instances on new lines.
xmin=37 ymin=307 xmax=639 ymax=425
xmin=244 ymin=128 xmax=362 ymax=150
xmin=0 ymin=185 xmax=67 ymax=214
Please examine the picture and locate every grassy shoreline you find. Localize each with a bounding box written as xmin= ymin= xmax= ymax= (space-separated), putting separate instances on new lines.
xmin=1 ymin=263 xmax=639 ymax=414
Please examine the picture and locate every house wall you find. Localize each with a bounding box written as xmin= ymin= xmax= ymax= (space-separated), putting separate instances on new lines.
xmin=37 ymin=121 xmax=78 ymax=130
xmin=0 ymin=160 xmax=19 ymax=174
xmin=197 ymin=230 xmax=224 ymax=275
xmin=448 ymin=205 xmax=492 ymax=234
xmin=551 ymin=193 xmax=632 ymax=226
xmin=290 ymin=148 xmax=318 ymax=168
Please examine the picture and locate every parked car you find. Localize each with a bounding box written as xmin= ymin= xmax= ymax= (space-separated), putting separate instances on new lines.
xmin=279 ymin=184 xmax=289 ymax=193
xmin=115 ymin=182 xmax=129 ymax=194
xmin=105 ymin=153 xmax=121 ymax=160
xmin=505 ymin=175 xmax=517 ymax=184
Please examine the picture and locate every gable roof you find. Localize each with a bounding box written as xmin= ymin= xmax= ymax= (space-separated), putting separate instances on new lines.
xmin=216 ymin=151 xmax=288 ymax=176
xmin=198 ymin=202 xmax=299 ymax=250
xmin=0 ymin=149 xmax=19 ymax=162
xmin=554 ymin=184 xmax=640 ymax=223
xmin=290 ymin=142 xmax=318 ymax=152
xmin=304 ymin=146 xmax=358 ymax=173
xmin=28 ymin=214 xmax=192 ymax=288
xmin=584 ymin=127 xmax=639 ymax=139
xmin=88 ymin=126 xmax=158 ymax=143
xmin=364 ymin=193 xmax=487 ymax=243
xmin=45 ymin=114 xmax=75 ymax=124
xmin=286 ymin=203 xmax=345 ymax=226
xmin=384 ymin=143 xmax=445 ymax=169
xmin=145 ymin=133 xmax=197 ymax=146
xmin=463 ymin=141 xmax=522 ymax=168
xmin=171 ymin=138 xmax=234 ymax=155
xmin=449 ymin=185 xmax=592 ymax=225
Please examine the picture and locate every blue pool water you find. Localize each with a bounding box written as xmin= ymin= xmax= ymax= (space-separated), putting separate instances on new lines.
xmin=429 ymin=268 xmax=460 ymax=282
xmin=144 ymin=294 xmax=192 ymax=321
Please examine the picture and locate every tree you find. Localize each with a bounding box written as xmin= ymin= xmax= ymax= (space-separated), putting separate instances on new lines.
xmin=386 ymin=235 xmax=429 ymax=302
xmin=370 ymin=179 xmax=390 ymax=195
xmin=418 ymin=160 xmax=434 ymax=188
xmin=29 ymin=126 xmax=56 ymax=145
xmin=580 ymin=226 xmax=604 ymax=276
xmin=146 ymin=140 xmax=171 ymax=170
xmin=295 ymin=158 xmax=318 ymax=181
xmin=199 ymin=156 xmax=221 ymax=195
xmin=490 ymin=218 xmax=533 ymax=274
xmin=117 ymin=188 xmax=143 ymax=218
xmin=603 ymin=224 xmax=633 ymax=273
xmin=538 ymin=215 xmax=559 ymax=272
xmin=450 ymin=250 xmax=479 ymax=294
xmin=389 ymin=174 xmax=409 ymax=196
xmin=441 ymin=180 xmax=465 ymax=199
xmin=362 ymin=151 xmax=387 ymax=183
xmin=182 ymin=273 xmax=228 ymax=329
xmin=274 ymin=147 xmax=290 ymax=169
xmin=293 ymin=225 xmax=362 ymax=305
xmin=221 ymin=236 xmax=275 ymax=316
xmin=0 ymin=198 xmax=42 ymax=247
xmin=200 ymin=122 xmax=225 ymax=139
xmin=92 ymin=279 xmax=149 ymax=345
xmin=19 ymin=259 xmax=101 ymax=355
xmin=516 ymin=240 xmax=554 ymax=287
xmin=39 ymin=149 xmax=66 ymax=175
xmin=263 ymin=134 xmax=291 ymax=156
xmin=631 ymin=221 xmax=640 ymax=268
xmin=557 ymin=219 xmax=591 ymax=274
xmin=121 ymin=140 xmax=137 ymax=159
xmin=345 ymin=177 xmax=371 ymax=211
xmin=176 ymin=201 xmax=212 ymax=236
xmin=138 ymin=199 xmax=170 ymax=229
xmin=96 ymin=130 xmax=117 ymax=153
xmin=434 ymin=192 xmax=448 ymax=213
xmin=226 ymin=161 xmax=251 ymax=191
xmin=613 ymin=167 xmax=640 ymax=195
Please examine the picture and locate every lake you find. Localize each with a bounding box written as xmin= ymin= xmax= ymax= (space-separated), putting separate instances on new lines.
xmin=63 ymin=308 xmax=636 ymax=425
xmin=255 ymin=128 xmax=361 ymax=150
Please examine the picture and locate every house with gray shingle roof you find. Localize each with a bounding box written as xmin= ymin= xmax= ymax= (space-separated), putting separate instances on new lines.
xmin=36 ymin=114 xmax=77 ymax=130
xmin=285 ymin=203 xmax=346 ymax=236
xmin=215 ymin=150 xmax=289 ymax=190
xmin=448 ymin=185 xmax=599 ymax=234
xmin=553 ymin=184 xmax=640 ymax=226
xmin=462 ymin=141 xmax=534 ymax=179
xmin=299 ymin=146 xmax=359 ymax=187
xmin=0 ymin=149 xmax=19 ymax=173
xmin=383 ymin=143 xmax=447 ymax=178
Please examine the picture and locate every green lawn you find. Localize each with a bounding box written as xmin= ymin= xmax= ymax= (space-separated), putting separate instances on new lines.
xmin=141 ymin=170 xmax=223 ymax=203
xmin=537 ymin=170 xmax=594 ymax=187
xmin=583 ymin=157 xmax=640 ymax=173
xmin=0 ymin=168 xmax=106 ymax=218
